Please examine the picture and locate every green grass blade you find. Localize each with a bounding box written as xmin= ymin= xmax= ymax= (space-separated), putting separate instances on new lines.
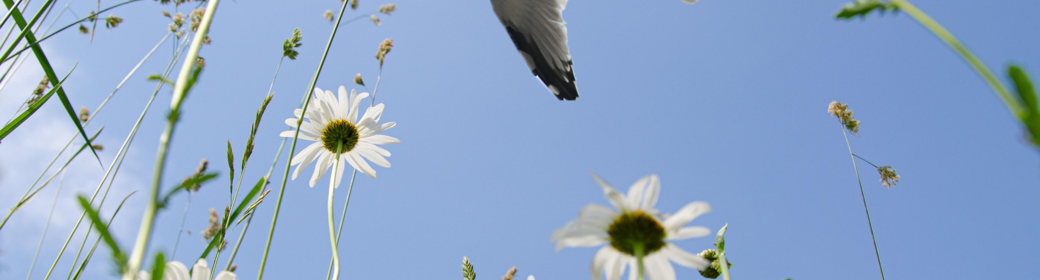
xmin=0 ymin=63 xmax=76 ymax=140
xmin=1 ymin=0 xmax=102 ymax=166
xmin=77 ymin=195 xmax=127 ymax=274
xmin=835 ymin=0 xmax=898 ymax=19
xmin=149 ymin=252 xmax=165 ymax=280
xmin=71 ymin=191 xmax=137 ymax=280
xmin=198 ymin=177 xmax=265 ymax=260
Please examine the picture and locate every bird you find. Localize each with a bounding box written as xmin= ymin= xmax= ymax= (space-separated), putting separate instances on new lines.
xmin=490 ymin=0 xmax=579 ymax=100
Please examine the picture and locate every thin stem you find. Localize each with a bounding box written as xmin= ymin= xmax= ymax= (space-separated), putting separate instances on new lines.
xmin=853 ymin=154 xmax=880 ymax=169
xmin=889 ymin=0 xmax=1024 ymax=120
xmin=257 ymin=0 xmax=351 ymax=278
xmin=369 ymin=67 xmax=382 ymax=107
xmin=171 ymin=192 xmax=192 ymax=259
xmin=327 ymin=148 xmax=342 ymax=280
xmin=326 ymin=170 xmax=356 ymax=280
xmin=718 ymin=251 xmax=731 ymax=280
xmin=124 ymin=0 xmax=220 ymax=278
xmin=634 ymin=243 xmax=645 ymax=280
xmin=25 ymin=165 xmax=65 ymax=280
xmin=839 ymin=122 xmax=885 ymax=280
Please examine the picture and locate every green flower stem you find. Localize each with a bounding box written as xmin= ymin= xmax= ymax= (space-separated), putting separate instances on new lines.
xmin=45 ymin=33 xmax=185 ymax=280
xmin=328 ymin=149 xmax=343 ymax=280
xmin=634 ymin=243 xmax=645 ymax=280
xmin=889 ymin=0 xmax=1024 ymax=120
xmin=124 ymin=0 xmax=220 ymax=278
xmin=716 ymin=224 xmax=731 ymax=280
xmin=839 ymin=121 xmax=885 ymax=280
xmin=327 ymin=170 xmax=357 ymax=280
xmin=853 ymin=154 xmax=880 ymax=169
xmin=257 ymin=0 xmax=351 ymax=278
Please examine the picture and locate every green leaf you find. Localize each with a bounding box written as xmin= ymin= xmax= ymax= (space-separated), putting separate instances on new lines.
xmin=1009 ymin=65 xmax=1037 ymax=113
xmin=147 ymin=74 xmax=175 ymax=86
xmin=835 ymin=0 xmax=899 ymax=19
xmin=0 ymin=64 xmax=76 ymax=141
xmin=160 ymin=172 xmax=218 ymax=208
xmin=150 ymin=252 xmax=165 ymax=280
xmin=77 ymin=195 xmax=127 ymax=274
xmin=0 ymin=0 xmax=103 ymax=166
xmin=198 ymin=177 xmax=266 ymax=260
xmin=71 ymin=191 xmax=136 ymax=280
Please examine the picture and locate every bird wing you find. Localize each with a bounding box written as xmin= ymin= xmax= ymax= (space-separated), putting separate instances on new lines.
xmin=492 ymin=0 xmax=579 ymax=100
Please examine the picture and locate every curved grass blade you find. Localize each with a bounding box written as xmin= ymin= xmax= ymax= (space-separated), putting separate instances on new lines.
xmin=0 ymin=0 xmax=102 ymax=166
xmin=0 ymin=63 xmax=76 ymax=140
xmin=77 ymin=195 xmax=127 ymax=275
xmin=71 ymin=191 xmax=137 ymax=280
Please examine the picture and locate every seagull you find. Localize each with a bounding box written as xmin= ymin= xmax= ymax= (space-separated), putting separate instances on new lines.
xmin=491 ymin=0 xmax=579 ymax=100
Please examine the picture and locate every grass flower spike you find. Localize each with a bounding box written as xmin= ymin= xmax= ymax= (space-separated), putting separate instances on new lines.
xmin=281 ymin=86 xmax=399 ymax=186
xmin=552 ymin=174 xmax=711 ymax=280
xmin=135 ymin=259 xmax=236 ymax=280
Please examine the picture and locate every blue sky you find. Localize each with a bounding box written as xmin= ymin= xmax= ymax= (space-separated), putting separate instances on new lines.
xmin=1 ymin=0 xmax=1038 ymax=279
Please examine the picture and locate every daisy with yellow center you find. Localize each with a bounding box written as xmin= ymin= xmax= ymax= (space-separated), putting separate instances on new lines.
xmin=280 ymin=86 xmax=399 ymax=186
xmin=552 ymin=174 xmax=711 ymax=280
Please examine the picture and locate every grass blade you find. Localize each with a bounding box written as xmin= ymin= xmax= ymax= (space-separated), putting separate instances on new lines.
xmin=0 ymin=63 xmax=76 ymax=140
xmin=77 ymin=195 xmax=127 ymax=274
xmin=71 ymin=191 xmax=137 ymax=280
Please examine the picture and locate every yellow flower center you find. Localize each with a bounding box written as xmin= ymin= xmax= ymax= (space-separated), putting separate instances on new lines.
xmin=607 ymin=210 xmax=666 ymax=256
xmin=321 ymin=119 xmax=359 ymax=154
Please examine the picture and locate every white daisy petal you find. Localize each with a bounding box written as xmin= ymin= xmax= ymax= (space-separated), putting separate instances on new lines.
xmin=310 ymin=152 xmax=333 ymax=187
xmin=591 ymin=246 xmax=613 ymax=280
xmin=627 ymin=259 xmax=638 ymax=280
xmin=577 ymin=204 xmax=615 ymax=229
xmin=667 ymin=226 xmax=711 ymax=241
xmin=626 ymin=176 xmax=650 ymax=211
xmin=214 ymin=271 xmax=237 ymax=280
xmin=641 ymin=175 xmax=660 ymax=211
xmin=134 ymin=271 xmax=150 ymax=280
xmin=607 ymin=253 xmax=626 ymax=280
xmin=349 ymin=92 xmax=369 ymax=123
xmin=590 ymin=173 xmax=628 ymax=212
xmin=644 ymin=253 xmax=676 ymax=280
xmin=163 ymin=261 xmax=190 ymax=280
xmin=190 ymin=259 xmax=210 ymax=280
xmin=360 ymin=134 xmax=400 ymax=146
xmin=349 ymin=152 xmax=377 ymax=179
xmin=279 ymin=130 xmax=319 ymax=141
xmin=662 ymin=202 xmax=711 ymax=231
xmin=355 ymin=145 xmax=391 ymax=168
xmin=338 ymin=86 xmax=350 ymax=117
xmin=334 ymin=156 xmax=347 ymax=188
xmin=550 ymin=220 xmax=603 ymax=241
xmin=291 ymin=143 xmax=323 ymax=182
xmin=662 ymin=244 xmax=709 ymax=270
xmin=555 ymin=235 xmax=606 ymax=251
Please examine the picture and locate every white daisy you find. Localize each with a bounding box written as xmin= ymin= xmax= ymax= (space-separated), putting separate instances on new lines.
xmin=280 ymin=86 xmax=399 ymax=186
xmin=551 ymin=174 xmax=712 ymax=280
xmin=135 ymin=259 xmax=236 ymax=280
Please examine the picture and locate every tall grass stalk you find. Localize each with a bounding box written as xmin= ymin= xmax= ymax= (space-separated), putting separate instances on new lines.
xmin=124 ymin=0 xmax=221 ymax=278
xmin=839 ymin=121 xmax=885 ymax=280
xmin=44 ymin=32 xmax=187 ymax=280
xmin=258 ymin=1 xmax=352 ymax=278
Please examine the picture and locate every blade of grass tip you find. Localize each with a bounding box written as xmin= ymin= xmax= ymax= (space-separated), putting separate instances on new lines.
xmin=148 ymin=252 xmax=166 ymax=280
xmin=47 ymin=32 xmax=190 ymax=280
xmin=25 ymin=163 xmax=67 ymax=280
xmin=125 ymin=1 xmax=221 ymax=278
xmin=227 ymin=140 xmax=235 ymax=201
xmin=0 ymin=63 xmax=76 ymax=141
xmin=1 ymin=0 xmax=144 ymax=65
xmin=71 ymin=191 xmax=136 ymax=279
xmin=0 ymin=0 xmax=30 ymax=55
xmin=77 ymin=195 xmax=127 ymax=274
xmin=199 ymin=177 xmax=264 ymax=261
xmin=0 ymin=0 xmax=102 ymax=166
xmin=888 ymin=0 xmax=1024 ymax=120
xmin=838 ymin=122 xmax=885 ymax=280
xmin=258 ymin=1 xmax=352 ymax=278
xmin=0 ymin=125 xmax=98 ymax=232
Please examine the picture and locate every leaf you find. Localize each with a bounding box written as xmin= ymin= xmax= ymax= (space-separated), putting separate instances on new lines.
xmin=147 ymin=74 xmax=175 ymax=86
xmin=159 ymin=172 xmax=218 ymax=208
xmin=72 ymin=191 xmax=136 ymax=280
xmin=1009 ymin=65 xmax=1037 ymax=113
xmin=0 ymin=64 xmax=76 ymax=141
xmin=0 ymin=0 xmax=103 ymax=166
xmin=835 ymin=0 xmax=899 ymax=19
xmin=150 ymin=252 xmax=165 ymax=280
xmin=77 ymin=195 xmax=127 ymax=274
xmin=198 ymin=177 xmax=266 ymax=260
